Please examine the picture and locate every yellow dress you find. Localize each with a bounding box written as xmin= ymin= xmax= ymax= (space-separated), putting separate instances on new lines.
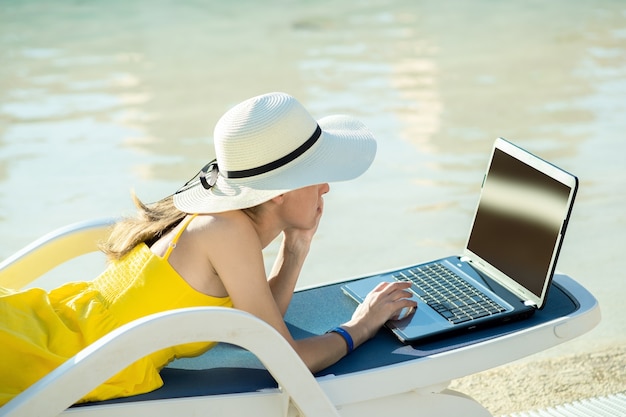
xmin=0 ymin=215 xmax=232 ymax=406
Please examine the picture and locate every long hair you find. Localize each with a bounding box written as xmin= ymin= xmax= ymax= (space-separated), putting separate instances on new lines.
xmin=99 ymin=192 xmax=187 ymax=261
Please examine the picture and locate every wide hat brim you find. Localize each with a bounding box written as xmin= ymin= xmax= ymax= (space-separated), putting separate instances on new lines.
xmin=173 ymin=114 xmax=376 ymax=214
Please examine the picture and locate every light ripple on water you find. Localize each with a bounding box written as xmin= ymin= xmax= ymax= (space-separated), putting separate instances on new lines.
xmin=0 ymin=0 xmax=624 ymax=354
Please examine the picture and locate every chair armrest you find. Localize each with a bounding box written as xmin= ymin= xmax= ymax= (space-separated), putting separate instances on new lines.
xmin=0 ymin=218 xmax=116 ymax=289
xmin=0 ymin=307 xmax=340 ymax=417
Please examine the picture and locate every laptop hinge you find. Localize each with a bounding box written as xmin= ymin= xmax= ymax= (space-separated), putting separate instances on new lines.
xmin=462 ymin=256 xmax=539 ymax=307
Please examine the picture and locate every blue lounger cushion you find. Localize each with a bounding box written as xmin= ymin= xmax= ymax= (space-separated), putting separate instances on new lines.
xmin=74 ymin=278 xmax=577 ymax=407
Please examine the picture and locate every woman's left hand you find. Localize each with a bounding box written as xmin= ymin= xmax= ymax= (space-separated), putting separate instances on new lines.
xmin=282 ymin=193 xmax=324 ymax=257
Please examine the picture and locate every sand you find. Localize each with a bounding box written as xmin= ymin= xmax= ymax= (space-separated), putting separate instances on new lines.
xmin=448 ymin=344 xmax=626 ymax=416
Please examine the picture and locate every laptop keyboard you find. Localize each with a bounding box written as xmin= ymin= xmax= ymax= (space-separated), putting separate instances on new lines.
xmin=393 ymin=263 xmax=507 ymax=324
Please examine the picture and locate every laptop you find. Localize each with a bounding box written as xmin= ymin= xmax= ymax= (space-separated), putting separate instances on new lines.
xmin=341 ymin=137 xmax=578 ymax=343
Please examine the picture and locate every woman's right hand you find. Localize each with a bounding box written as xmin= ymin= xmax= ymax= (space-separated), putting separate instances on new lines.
xmin=342 ymin=281 xmax=418 ymax=346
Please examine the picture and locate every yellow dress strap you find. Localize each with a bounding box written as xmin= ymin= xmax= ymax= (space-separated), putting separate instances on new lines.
xmin=163 ymin=213 xmax=198 ymax=260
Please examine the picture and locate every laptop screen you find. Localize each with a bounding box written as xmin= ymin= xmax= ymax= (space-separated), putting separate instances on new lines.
xmin=466 ymin=143 xmax=576 ymax=302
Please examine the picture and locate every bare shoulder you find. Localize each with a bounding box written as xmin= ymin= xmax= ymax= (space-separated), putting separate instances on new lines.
xmin=186 ymin=211 xmax=264 ymax=268
xmin=163 ymin=211 xmax=262 ymax=297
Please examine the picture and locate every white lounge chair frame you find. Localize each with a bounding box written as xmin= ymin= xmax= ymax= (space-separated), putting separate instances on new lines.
xmin=0 ymin=219 xmax=600 ymax=417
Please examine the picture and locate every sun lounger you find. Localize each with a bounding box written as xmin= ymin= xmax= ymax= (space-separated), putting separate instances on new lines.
xmin=0 ymin=219 xmax=601 ymax=417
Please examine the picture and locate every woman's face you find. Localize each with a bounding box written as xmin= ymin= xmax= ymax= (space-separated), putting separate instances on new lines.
xmin=281 ymin=183 xmax=330 ymax=229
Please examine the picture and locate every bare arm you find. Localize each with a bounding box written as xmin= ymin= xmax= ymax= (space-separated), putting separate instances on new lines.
xmin=266 ymin=225 xmax=317 ymax=315
xmin=204 ymin=215 xmax=415 ymax=373
xmin=266 ymin=191 xmax=324 ymax=315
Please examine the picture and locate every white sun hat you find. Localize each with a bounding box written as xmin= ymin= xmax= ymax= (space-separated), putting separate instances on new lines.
xmin=173 ymin=92 xmax=377 ymax=214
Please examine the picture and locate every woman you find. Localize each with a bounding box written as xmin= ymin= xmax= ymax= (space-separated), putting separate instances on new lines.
xmin=0 ymin=92 xmax=416 ymax=405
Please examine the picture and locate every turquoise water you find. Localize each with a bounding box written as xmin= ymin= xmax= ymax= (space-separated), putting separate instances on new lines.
xmin=1 ymin=0 xmax=625 ymax=356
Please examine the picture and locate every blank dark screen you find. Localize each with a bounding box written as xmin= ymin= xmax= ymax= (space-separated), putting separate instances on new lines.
xmin=467 ymin=149 xmax=572 ymax=298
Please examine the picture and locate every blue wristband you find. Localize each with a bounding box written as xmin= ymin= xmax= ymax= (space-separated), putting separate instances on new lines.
xmin=327 ymin=326 xmax=354 ymax=354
